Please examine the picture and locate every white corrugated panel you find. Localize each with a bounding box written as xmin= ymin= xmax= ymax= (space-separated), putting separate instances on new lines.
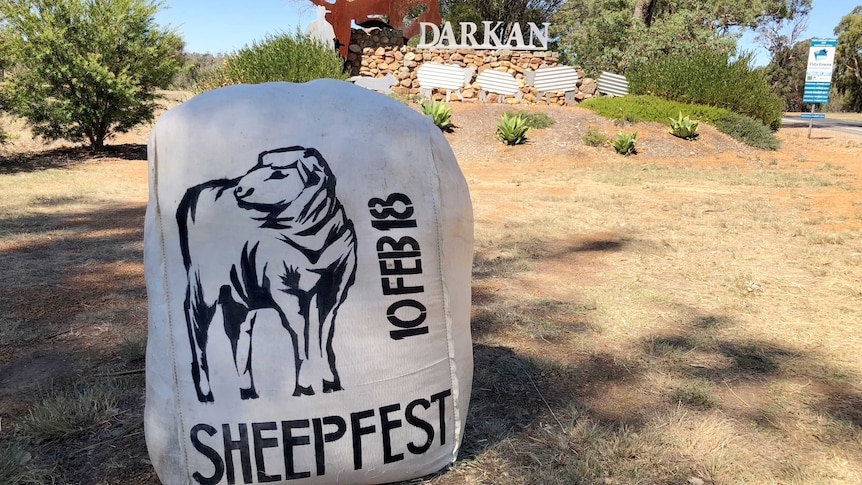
xmin=598 ymin=71 xmax=629 ymax=96
xmin=475 ymin=70 xmax=519 ymax=96
xmin=533 ymin=66 xmax=579 ymax=92
xmin=417 ymin=63 xmax=468 ymax=90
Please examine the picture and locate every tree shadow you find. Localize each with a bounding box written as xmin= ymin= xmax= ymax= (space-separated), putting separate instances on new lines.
xmin=0 ymin=204 xmax=147 ymax=339
xmin=0 ymin=144 xmax=146 ymax=174
xmin=461 ymin=225 xmax=862 ymax=481
xmin=471 ymin=285 xmax=596 ymax=343
xmin=472 ymin=228 xmax=631 ymax=282
xmin=460 ymin=344 xmax=550 ymax=458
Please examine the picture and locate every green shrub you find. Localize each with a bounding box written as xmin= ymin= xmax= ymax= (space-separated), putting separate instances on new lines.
xmin=496 ymin=112 xmax=530 ymax=145
xmin=420 ymin=100 xmax=454 ymax=132
xmin=503 ymin=110 xmax=556 ymax=129
xmin=713 ymin=112 xmax=781 ymax=150
xmin=612 ymin=132 xmax=637 ymax=156
xmin=582 ymin=95 xmax=729 ymax=125
xmin=628 ymin=50 xmax=783 ymax=130
xmin=195 ymin=31 xmax=346 ymax=93
xmin=0 ymin=0 xmax=182 ymax=150
xmin=668 ymin=112 xmax=699 ymax=140
xmin=581 ymin=95 xmax=779 ymax=149
xmin=582 ymin=126 xmax=609 ymax=147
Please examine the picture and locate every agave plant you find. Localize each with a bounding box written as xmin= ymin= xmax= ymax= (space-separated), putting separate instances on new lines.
xmin=669 ymin=111 xmax=699 ymax=140
xmin=612 ymin=132 xmax=637 ymax=156
xmin=420 ymin=100 xmax=454 ymax=132
xmin=496 ymin=112 xmax=530 ymax=145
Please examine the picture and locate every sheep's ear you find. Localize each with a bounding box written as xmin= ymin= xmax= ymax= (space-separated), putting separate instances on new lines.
xmin=303 ymin=165 xmax=321 ymax=187
xmin=297 ymin=149 xmax=321 ymax=169
xmin=295 ymin=150 xmax=324 ymax=187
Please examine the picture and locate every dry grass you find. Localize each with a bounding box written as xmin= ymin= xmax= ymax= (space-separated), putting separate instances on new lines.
xmin=1 ymin=101 xmax=861 ymax=484
xmin=439 ymin=107 xmax=862 ymax=484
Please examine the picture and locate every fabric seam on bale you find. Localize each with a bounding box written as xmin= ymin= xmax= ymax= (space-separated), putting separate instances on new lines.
xmin=153 ymin=135 xmax=192 ymax=482
xmin=429 ymin=128 xmax=463 ymax=455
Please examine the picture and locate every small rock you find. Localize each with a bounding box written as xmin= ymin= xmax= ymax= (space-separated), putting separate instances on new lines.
xmin=688 ymin=478 xmax=705 ymax=485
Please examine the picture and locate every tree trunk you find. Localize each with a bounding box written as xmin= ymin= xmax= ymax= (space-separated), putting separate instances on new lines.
xmin=633 ymin=0 xmax=657 ymax=27
xmin=851 ymin=57 xmax=862 ymax=84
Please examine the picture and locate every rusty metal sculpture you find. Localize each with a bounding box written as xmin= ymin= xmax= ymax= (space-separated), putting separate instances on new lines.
xmin=308 ymin=0 xmax=441 ymax=57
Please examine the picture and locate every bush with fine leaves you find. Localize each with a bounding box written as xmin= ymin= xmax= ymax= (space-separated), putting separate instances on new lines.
xmin=713 ymin=112 xmax=780 ymax=150
xmin=628 ymin=50 xmax=783 ymax=131
xmin=0 ymin=0 xmax=182 ymax=150
xmin=196 ymin=32 xmax=347 ymax=93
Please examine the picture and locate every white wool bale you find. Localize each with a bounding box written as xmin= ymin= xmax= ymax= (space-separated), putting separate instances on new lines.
xmin=144 ymin=80 xmax=473 ymax=485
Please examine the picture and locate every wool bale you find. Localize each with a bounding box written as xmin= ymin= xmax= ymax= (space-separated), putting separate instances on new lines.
xmin=144 ymin=79 xmax=473 ymax=485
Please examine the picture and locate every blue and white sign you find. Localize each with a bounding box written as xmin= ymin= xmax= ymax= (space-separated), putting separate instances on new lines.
xmin=803 ymin=39 xmax=837 ymax=104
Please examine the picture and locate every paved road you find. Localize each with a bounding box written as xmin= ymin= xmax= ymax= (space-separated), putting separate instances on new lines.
xmin=781 ymin=115 xmax=862 ymax=139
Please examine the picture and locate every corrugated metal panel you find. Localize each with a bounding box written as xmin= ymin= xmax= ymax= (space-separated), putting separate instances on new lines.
xmin=417 ymin=63 xmax=469 ymax=90
xmin=597 ymin=71 xmax=629 ymax=96
xmin=476 ymin=70 xmax=519 ymax=96
xmin=417 ymin=63 xmax=472 ymax=101
xmin=532 ymin=66 xmax=579 ymax=92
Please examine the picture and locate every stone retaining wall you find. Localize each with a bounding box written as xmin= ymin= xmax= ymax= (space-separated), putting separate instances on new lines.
xmin=346 ymin=29 xmax=597 ymax=105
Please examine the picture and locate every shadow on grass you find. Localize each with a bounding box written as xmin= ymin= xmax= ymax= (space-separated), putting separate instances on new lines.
xmin=460 ymin=345 xmax=549 ymax=458
xmin=472 ymin=230 xmax=631 ymax=281
xmin=461 ymin=228 xmax=862 ymax=482
xmin=0 ymin=199 xmax=152 ymax=482
xmin=0 ymin=203 xmax=146 ymax=339
xmin=0 ymin=144 xmax=146 ymax=174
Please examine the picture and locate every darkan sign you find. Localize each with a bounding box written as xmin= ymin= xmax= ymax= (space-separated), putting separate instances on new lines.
xmin=417 ymin=21 xmax=551 ymax=50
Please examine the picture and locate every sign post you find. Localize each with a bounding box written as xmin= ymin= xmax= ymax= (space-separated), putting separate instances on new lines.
xmin=802 ymin=39 xmax=837 ymax=138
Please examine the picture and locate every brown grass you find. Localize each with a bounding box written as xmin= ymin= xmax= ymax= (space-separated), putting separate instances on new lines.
xmin=1 ymin=99 xmax=861 ymax=484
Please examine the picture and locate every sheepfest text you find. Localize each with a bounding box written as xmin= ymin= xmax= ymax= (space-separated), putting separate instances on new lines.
xmin=189 ymin=389 xmax=453 ymax=484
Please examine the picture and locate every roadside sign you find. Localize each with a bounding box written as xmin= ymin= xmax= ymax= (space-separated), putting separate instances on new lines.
xmin=803 ymin=39 xmax=837 ymax=104
xmin=800 ymin=113 xmax=826 ymax=119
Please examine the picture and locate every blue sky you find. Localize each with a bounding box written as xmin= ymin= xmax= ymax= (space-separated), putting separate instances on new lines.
xmin=155 ymin=0 xmax=859 ymax=64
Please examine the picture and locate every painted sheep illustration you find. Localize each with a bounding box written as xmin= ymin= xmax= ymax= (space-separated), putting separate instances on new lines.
xmin=176 ymin=146 xmax=357 ymax=402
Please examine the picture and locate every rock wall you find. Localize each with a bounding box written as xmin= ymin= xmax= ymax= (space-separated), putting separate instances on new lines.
xmin=346 ymin=29 xmax=597 ymax=105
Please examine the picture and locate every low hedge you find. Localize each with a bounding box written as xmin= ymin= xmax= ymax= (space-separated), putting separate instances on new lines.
xmin=581 ymin=95 xmax=780 ymax=150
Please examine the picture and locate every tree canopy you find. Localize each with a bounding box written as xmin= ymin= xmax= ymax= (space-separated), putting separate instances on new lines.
xmin=553 ymin=0 xmax=810 ymax=76
xmin=0 ymin=0 xmax=182 ymax=150
xmin=193 ymin=31 xmax=347 ymax=94
xmin=833 ymin=6 xmax=862 ymax=112
xmin=762 ymin=38 xmax=810 ymax=112
xmin=439 ymin=0 xmax=562 ymax=40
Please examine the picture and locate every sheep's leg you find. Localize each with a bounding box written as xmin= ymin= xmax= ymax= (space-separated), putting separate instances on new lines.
xmin=299 ymin=292 xmax=324 ymax=392
xmin=232 ymin=311 xmax=259 ymax=400
xmin=218 ymin=285 xmax=259 ymax=399
xmin=185 ymin=273 xmax=216 ymax=403
xmin=297 ymin=290 xmax=333 ymax=391
xmin=320 ymin=253 xmax=357 ymax=393
xmin=273 ymin=292 xmax=314 ymax=396
xmin=319 ymin=302 xmax=341 ymax=393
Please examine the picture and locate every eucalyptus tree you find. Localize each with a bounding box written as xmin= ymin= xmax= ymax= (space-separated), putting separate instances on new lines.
xmin=553 ymin=0 xmax=810 ymax=75
xmin=438 ymin=0 xmax=563 ymax=41
xmin=833 ymin=6 xmax=862 ymax=111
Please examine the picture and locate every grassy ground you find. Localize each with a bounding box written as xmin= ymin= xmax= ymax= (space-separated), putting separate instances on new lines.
xmin=0 ymin=101 xmax=861 ymax=484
